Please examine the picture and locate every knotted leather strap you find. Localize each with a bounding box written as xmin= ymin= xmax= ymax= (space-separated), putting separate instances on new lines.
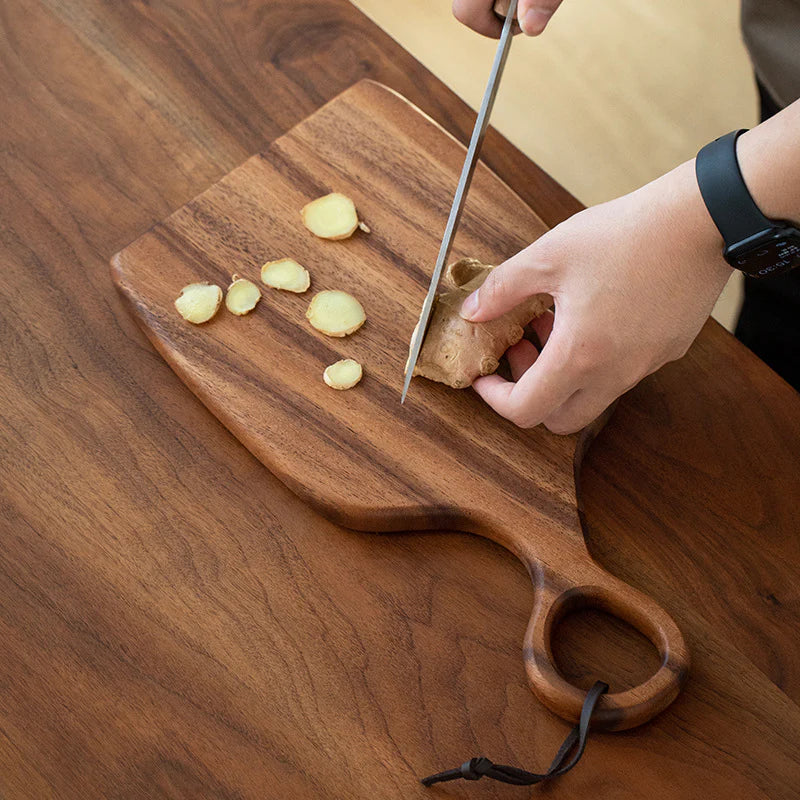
xmin=420 ymin=680 xmax=609 ymax=788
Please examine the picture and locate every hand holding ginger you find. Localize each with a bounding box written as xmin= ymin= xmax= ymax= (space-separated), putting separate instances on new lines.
xmin=412 ymin=258 xmax=551 ymax=389
xmin=460 ymin=159 xmax=734 ymax=434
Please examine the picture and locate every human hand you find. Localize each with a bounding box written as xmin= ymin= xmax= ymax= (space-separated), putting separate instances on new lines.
xmin=452 ymin=0 xmax=565 ymax=38
xmin=460 ymin=159 xmax=734 ymax=434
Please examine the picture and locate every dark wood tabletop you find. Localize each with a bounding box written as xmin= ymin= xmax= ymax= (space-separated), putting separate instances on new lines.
xmin=1 ymin=2 xmax=799 ymax=798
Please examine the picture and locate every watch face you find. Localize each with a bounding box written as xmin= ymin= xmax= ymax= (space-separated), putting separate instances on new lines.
xmin=727 ymin=227 xmax=800 ymax=277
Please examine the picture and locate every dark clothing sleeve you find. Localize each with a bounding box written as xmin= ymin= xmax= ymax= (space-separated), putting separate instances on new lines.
xmin=733 ymin=79 xmax=800 ymax=391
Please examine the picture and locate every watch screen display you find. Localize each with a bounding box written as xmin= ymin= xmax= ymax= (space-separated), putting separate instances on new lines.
xmin=729 ymin=229 xmax=800 ymax=277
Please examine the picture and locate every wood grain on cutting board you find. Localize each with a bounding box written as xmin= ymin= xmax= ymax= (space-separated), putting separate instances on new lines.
xmin=112 ymin=80 xmax=689 ymax=730
xmin=4 ymin=0 xmax=800 ymax=796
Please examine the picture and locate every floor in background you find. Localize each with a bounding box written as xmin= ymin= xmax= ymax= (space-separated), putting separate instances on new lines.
xmin=351 ymin=0 xmax=758 ymax=330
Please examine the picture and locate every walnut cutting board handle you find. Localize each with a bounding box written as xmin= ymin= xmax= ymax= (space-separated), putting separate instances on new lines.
xmin=521 ymin=555 xmax=689 ymax=730
xmin=469 ymin=490 xmax=689 ymax=731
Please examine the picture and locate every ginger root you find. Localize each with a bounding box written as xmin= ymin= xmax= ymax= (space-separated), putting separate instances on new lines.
xmin=301 ymin=193 xmax=360 ymax=240
xmin=175 ymin=282 xmax=223 ymax=324
xmin=306 ymin=290 xmax=366 ymax=337
xmin=411 ymin=258 xmax=552 ymax=389
xmin=225 ymin=275 xmax=261 ymax=315
xmin=261 ymin=258 xmax=310 ymax=293
xmin=323 ymin=359 xmax=363 ymax=390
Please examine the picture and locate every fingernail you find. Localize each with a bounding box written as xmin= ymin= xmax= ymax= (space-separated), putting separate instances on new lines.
xmin=522 ymin=7 xmax=552 ymax=35
xmin=460 ymin=290 xmax=479 ymax=320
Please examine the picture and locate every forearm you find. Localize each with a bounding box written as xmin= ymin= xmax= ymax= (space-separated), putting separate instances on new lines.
xmin=643 ymin=100 xmax=800 ymax=287
xmin=737 ymin=98 xmax=800 ymax=223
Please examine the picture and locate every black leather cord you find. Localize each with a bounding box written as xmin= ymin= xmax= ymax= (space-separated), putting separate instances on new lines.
xmin=420 ymin=680 xmax=609 ymax=788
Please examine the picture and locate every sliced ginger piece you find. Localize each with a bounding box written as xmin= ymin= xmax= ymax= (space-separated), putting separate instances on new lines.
xmin=412 ymin=258 xmax=552 ymax=389
xmin=301 ymin=193 xmax=360 ymax=240
xmin=323 ymin=359 xmax=363 ymax=390
xmin=261 ymin=258 xmax=310 ymax=293
xmin=175 ymin=282 xmax=222 ymax=324
xmin=225 ymin=275 xmax=261 ymax=315
xmin=306 ymin=290 xmax=366 ymax=337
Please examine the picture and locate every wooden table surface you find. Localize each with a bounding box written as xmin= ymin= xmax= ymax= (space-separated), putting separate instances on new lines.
xmin=1 ymin=1 xmax=799 ymax=798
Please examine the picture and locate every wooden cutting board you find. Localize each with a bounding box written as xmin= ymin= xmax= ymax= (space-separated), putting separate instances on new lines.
xmin=111 ymin=79 xmax=688 ymax=731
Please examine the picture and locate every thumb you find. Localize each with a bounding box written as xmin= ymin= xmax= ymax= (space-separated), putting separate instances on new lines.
xmin=460 ymin=242 xmax=553 ymax=323
xmin=518 ymin=0 xmax=565 ymax=35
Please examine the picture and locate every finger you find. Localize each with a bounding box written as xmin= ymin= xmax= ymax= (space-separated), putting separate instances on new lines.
xmin=507 ymin=339 xmax=539 ymax=381
xmin=493 ymin=0 xmax=523 ymax=33
xmin=452 ymin=0 xmax=504 ymax=37
xmin=542 ymin=372 xmax=639 ymax=434
xmin=460 ymin=242 xmax=553 ymax=323
xmin=472 ymin=327 xmax=582 ymax=427
xmin=530 ymin=309 xmax=555 ymax=348
xmin=518 ymin=0 xmax=565 ymax=35
xmin=542 ymin=389 xmax=615 ymax=435
xmin=471 ymin=373 xmax=516 ymax=418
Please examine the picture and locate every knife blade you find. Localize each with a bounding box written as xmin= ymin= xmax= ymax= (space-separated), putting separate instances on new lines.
xmin=401 ymin=0 xmax=519 ymax=403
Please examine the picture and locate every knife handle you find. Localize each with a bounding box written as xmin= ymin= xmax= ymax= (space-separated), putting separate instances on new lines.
xmin=522 ymin=559 xmax=689 ymax=730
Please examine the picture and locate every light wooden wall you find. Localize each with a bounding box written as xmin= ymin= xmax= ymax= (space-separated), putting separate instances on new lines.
xmin=351 ymin=0 xmax=758 ymax=329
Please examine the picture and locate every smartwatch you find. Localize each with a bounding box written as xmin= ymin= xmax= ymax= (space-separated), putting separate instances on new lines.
xmin=695 ymin=129 xmax=800 ymax=278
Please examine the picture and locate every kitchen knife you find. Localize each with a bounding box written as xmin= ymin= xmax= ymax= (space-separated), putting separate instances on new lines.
xmin=401 ymin=0 xmax=519 ymax=403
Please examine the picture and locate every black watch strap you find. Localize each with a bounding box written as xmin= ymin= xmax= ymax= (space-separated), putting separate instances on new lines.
xmin=695 ymin=129 xmax=773 ymax=244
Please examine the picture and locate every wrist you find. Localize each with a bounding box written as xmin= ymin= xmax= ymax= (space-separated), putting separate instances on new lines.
xmin=655 ymin=158 xmax=734 ymax=286
xmin=693 ymin=112 xmax=800 ymax=278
